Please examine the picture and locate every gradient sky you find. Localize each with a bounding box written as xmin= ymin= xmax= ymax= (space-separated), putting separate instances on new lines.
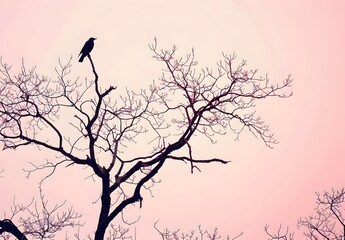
xmin=1 ymin=1 xmax=345 ymax=239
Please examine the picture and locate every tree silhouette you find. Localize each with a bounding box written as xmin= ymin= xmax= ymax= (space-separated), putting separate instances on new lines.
xmin=0 ymin=39 xmax=292 ymax=239
xmin=264 ymin=224 xmax=294 ymax=240
xmin=0 ymin=184 xmax=82 ymax=240
xmin=298 ymin=188 xmax=345 ymax=239
xmin=154 ymin=222 xmax=243 ymax=240
xmin=264 ymin=188 xmax=345 ymax=240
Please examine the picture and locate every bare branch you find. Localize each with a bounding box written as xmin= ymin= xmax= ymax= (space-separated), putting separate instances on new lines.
xmin=264 ymin=224 xmax=294 ymax=240
xmin=0 ymin=39 xmax=291 ymax=239
xmin=154 ymin=221 xmax=242 ymax=240
xmin=298 ymin=188 xmax=345 ymax=239
xmin=0 ymin=185 xmax=82 ymax=240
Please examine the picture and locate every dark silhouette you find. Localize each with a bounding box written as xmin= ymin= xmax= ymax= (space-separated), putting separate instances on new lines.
xmin=298 ymin=188 xmax=345 ymax=239
xmin=78 ymin=37 xmax=96 ymax=62
xmin=0 ymin=219 xmax=28 ymax=240
xmin=0 ymin=40 xmax=292 ymax=239
xmin=265 ymin=188 xmax=345 ymax=239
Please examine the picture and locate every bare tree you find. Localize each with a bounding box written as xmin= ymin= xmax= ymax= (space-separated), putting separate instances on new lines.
xmin=0 ymin=185 xmax=82 ymax=240
xmin=264 ymin=224 xmax=294 ymax=240
xmin=73 ymin=224 xmax=134 ymax=240
xmin=264 ymin=188 xmax=345 ymax=240
xmin=0 ymin=39 xmax=292 ymax=239
xmin=154 ymin=221 xmax=243 ymax=240
xmin=298 ymin=189 xmax=345 ymax=239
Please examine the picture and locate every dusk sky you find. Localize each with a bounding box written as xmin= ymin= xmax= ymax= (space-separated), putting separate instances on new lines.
xmin=1 ymin=1 xmax=345 ymax=239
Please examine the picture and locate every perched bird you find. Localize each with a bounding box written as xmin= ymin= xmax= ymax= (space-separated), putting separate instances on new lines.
xmin=78 ymin=37 xmax=96 ymax=62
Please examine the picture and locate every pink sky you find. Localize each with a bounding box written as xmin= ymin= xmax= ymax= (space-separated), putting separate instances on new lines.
xmin=1 ymin=1 xmax=345 ymax=239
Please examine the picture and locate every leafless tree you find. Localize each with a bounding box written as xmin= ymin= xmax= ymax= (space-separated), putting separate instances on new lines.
xmin=154 ymin=221 xmax=243 ymax=240
xmin=264 ymin=224 xmax=294 ymax=240
xmin=0 ymin=185 xmax=82 ymax=240
xmin=0 ymin=39 xmax=292 ymax=239
xmin=72 ymin=224 xmax=133 ymax=240
xmin=264 ymin=188 xmax=345 ymax=240
xmin=298 ymin=189 xmax=345 ymax=239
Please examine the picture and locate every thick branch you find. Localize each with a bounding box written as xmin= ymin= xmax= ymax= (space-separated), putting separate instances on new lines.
xmin=0 ymin=219 xmax=28 ymax=240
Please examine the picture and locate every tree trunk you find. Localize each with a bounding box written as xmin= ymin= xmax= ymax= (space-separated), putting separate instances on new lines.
xmin=94 ymin=174 xmax=111 ymax=240
xmin=94 ymin=223 xmax=108 ymax=240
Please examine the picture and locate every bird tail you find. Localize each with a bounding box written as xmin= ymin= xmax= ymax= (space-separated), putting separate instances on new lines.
xmin=79 ymin=55 xmax=84 ymax=62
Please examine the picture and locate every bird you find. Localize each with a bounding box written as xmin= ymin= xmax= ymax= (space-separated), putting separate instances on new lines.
xmin=78 ymin=37 xmax=96 ymax=62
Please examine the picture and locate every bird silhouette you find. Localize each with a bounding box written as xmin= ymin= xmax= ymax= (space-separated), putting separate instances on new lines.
xmin=78 ymin=37 xmax=96 ymax=62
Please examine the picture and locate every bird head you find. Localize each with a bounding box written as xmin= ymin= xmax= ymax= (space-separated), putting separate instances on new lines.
xmin=89 ymin=37 xmax=97 ymax=41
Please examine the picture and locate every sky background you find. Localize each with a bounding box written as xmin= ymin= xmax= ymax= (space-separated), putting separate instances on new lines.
xmin=1 ymin=1 xmax=345 ymax=239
